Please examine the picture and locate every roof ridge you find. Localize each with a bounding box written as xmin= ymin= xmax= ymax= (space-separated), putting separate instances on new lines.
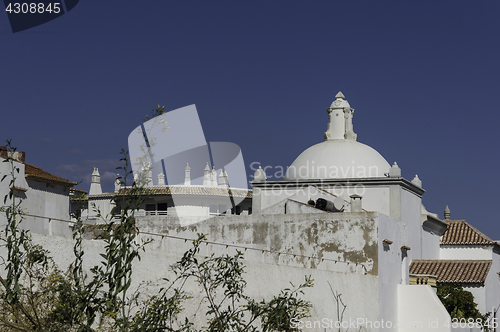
xmin=24 ymin=162 xmax=42 ymax=170
xmin=412 ymin=259 xmax=492 ymax=263
xmin=441 ymin=219 xmax=494 ymax=245
xmin=464 ymin=221 xmax=494 ymax=243
xmin=24 ymin=163 xmax=77 ymax=186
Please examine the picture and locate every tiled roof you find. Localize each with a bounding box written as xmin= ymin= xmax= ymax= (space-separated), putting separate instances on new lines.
xmin=410 ymin=260 xmax=492 ymax=284
xmin=71 ymin=188 xmax=88 ymax=195
xmin=25 ymin=163 xmax=77 ymax=187
xmin=88 ymin=186 xmax=252 ymax=199
xmin=70 ymin=188 xmax=88 ymax=200
xmin=441 ymin=220 xmax=495 ymax=245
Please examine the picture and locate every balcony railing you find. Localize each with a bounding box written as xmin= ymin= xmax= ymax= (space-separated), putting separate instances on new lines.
xmin=409 ymin=274 xmax=437 ymax=287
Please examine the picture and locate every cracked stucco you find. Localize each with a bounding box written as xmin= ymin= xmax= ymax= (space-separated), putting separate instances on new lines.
xmin=137 ymin=212 xmax=379 ymax=275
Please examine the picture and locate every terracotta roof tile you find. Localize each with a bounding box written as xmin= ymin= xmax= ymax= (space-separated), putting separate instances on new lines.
xmin=410 ymin=260 xmax=492 ymax=284
xmin=88 ymin=186 xmax=252 ymax=199
xmin=71 ymin=188 xmax=88 ymax=194
xmin=24 ymin=163 xmax=77 ymax=187
xmin=441 ymin=220 xmax=495 ymax=245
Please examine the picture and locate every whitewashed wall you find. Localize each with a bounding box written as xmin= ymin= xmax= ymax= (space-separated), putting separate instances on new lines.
xmin=485 ymin=248 xmax=500 ymax=316
xmin=378 ymin=213 xmax=407 ymax=329
xmin=398 ymin=285 xmax=451 ymax=332
xmin=439 ymin=246 xmax=500 ymax=316
xmin=440 ymin=245 xmax=493 ymax=260
xmin=421 ymin=226 xmax=441 ymax=259
xmin=400 ymin=188 xmax=423 ymax=260
xmin=0 ymin=212 xmax=385 ymax=331
xmin=0 ymin=159 xmax=71 ymax=235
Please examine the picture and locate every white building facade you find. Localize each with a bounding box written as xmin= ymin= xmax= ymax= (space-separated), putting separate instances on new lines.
xmin=5 ymin=92 xmax=500 ymax=330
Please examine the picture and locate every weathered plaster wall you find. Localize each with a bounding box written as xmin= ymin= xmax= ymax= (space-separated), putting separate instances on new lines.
xmin=138 ymin=212 xmax=379 ymax=275
xmin=1 ymin=191 xmax=459 ymax=331
xmin=0 ymin=212 xmax=384 ymax=331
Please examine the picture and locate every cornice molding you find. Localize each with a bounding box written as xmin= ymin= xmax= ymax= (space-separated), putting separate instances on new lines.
xmin=251 ymin=177 xmax=425 ymax=197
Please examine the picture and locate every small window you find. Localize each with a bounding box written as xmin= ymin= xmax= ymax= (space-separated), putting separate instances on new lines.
xmin=157 ymin=203 xmax=168 ymax=211
xmin=145 ymin=204 xmax=156 ymax=211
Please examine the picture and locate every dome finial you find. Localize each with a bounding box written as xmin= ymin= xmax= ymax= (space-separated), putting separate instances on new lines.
xmin=325 ymin=91 xmax=356 ymax=141
xmin=411 ymin=174 xmax=422 ymax=188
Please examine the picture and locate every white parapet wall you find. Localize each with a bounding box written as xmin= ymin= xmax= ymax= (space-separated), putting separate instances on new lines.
xmin=0 ymin=211 xmax=388 ymax=331
xmin=0 ymin=219 xmax=380 ymax=331
xmin=2 ymin=208 xmax=456 ymax=331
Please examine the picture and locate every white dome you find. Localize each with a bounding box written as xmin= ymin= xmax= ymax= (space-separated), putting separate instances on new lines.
xmin=285 ymin=139 xmax=390 ymax=180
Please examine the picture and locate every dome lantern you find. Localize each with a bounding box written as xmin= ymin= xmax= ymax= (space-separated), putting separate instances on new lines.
xmin=285 ymin=92 xmax=390 ymax=180
xmin=324 ymin=91 xmax=357 ymax=141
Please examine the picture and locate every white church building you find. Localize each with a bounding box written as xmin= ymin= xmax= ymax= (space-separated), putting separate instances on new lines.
xmin=1 ymin=92 xmax=499 ymax=331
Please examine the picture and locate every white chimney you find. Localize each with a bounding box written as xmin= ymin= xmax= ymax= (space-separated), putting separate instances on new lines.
xmin=89 ymin=168 xmax=102 ymax=195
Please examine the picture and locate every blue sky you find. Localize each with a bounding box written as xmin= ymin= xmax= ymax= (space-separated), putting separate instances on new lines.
xmin=2 ymin=1 xmax=500 ymax=238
